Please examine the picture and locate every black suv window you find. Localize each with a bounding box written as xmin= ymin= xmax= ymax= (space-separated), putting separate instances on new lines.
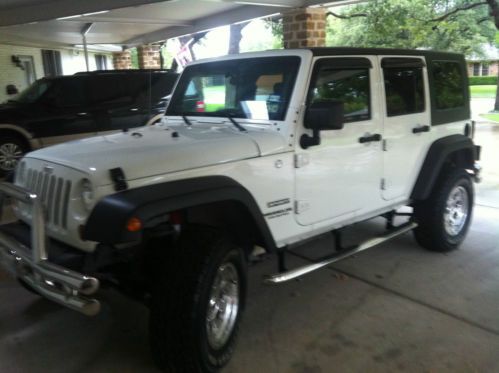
xmin=309 ymin=63 xmax=371 ymax=123
xmin=383 ymin=66 xmax=425 ymax=117
xmin=49 ymin=78 xmax=87 ymax=107
xmin=88 ymin=75 xmax=133 ymax=106
xmin=432 ymin=61 xmax=465 ymax=110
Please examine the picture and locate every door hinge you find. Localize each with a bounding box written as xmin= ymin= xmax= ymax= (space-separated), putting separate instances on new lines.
xmin=294 ymin=153 xmax=310 ymax=168
xmin=295 ymin=200 xmax=310 ymax=214
xmin=382 ymin=139 xmax=387 ymax=151
xmin=380 ymin=178 xmax=386 ymax=190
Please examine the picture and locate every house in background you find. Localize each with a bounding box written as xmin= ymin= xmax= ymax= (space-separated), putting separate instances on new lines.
xmin=0 ymin=43 xmax=115 ymax=103
xmin=466 ymin=44 xmax=499 ymax=77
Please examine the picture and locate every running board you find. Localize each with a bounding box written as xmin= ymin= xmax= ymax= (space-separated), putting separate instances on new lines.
xmin=264 ymin=221 xmax=417 ymax=284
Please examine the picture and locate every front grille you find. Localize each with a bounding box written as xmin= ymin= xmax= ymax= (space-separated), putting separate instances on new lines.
xmin=22 ymin=166 xmax=72 ymax=229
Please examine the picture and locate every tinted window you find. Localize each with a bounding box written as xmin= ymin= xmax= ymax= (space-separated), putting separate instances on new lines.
xmin=167 ymin=57 xmax=300 ymax=121
xmin=49 ymin=78 xmax=87 ymax=107
xmin=88 ymin=75 xmax=132 ymax=106
xmin=15 ymin=79 xmax=52 ymax=104
xmin=432 ymin=61 xmax=465 ymax=110
xmin=384 ymin=67 xmax=424 ymax=116
xmin=309 ymin=67 xmax=370 ymax=123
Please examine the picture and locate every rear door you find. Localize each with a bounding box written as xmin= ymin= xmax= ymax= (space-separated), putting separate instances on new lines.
xmin=294 ymin=56 xmax=384 ymax=226
xmin=380 ymin=56 xmax=432 ymax=201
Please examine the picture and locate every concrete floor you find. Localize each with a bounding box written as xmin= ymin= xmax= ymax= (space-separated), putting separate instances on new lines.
xmin=0 ymin=123 xmax=498 ymax=373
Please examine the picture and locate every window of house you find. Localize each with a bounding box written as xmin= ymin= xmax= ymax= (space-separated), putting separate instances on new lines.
xmin=41 ymin=50 xmax=62 ymax=77
xmin=473 ymin=63 xmax=480 ymax=76
xmin=383 ymin=66 xmax=425 ymax=116
xmin=95 ymin=55 xmax=108 ymax=70
xmin=481 ymin=63 xmax=489 ymax=76
xmin=432 ymin=61 xmax=466 ymax=110
xmin=309 ymin=66 xmax=371 ymax=123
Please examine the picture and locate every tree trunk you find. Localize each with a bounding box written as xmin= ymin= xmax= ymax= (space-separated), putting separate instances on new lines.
xmin=228 ymin=23 xmax=247 ymax=54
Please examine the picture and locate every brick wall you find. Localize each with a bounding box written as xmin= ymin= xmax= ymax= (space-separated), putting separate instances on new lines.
xmin=282 ymin=8 xmax=326 ymax=48
xmin=467 ymin=61 xmax=499 ymax=77
xmin=113 ymin=50 xmax=132 ymax=70
xmin=137 ymin=45 xmax=161 ymax=69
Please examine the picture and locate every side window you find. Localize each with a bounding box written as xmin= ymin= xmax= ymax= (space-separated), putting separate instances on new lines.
xmin=49 ymin=78 xmax=87 ymax=108
xmin=309 ymin=66 xmax=371 ymax=123
xmin=88 ymin=75 xmax=132 ymax=106
xmin=432 ymin=61 xmax=465 ymax=110
xmin=383 ymin=66 xmax=425 ymax=116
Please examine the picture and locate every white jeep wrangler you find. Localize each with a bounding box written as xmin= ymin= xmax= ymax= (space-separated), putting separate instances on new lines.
xmin=0 ymin=48 xmax=480 ymax=372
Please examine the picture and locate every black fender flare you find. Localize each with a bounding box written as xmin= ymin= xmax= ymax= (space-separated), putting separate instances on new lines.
xmin=411 ymin=134 xmax=478 ymax=201
xmin=82 ymin=176 xmax=276 ymax=251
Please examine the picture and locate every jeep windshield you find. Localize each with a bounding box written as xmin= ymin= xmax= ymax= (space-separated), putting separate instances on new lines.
xmin=167 ymin=56 xmax=300 ymax=121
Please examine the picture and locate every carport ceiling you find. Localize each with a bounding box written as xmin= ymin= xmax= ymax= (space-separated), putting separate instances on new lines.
xmin=0 ymin=0 xmax=356 ymax=48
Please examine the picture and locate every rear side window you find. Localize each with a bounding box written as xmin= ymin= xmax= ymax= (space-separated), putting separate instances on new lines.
xmin=309 ymin=67 xmax=371 ymax=123
xmin=88 ymin=75 xmax=133 ymax=106
xmin=383 ymin=66 xmax=424 ymax=116
xmin=432 ymin=61 xmax=465 ymax=110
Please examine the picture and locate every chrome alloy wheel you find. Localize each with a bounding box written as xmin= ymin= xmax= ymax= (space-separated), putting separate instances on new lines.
xmin=206 ymin=262 xmax=240 ymax=350
xmin=444 ymin=185 xmax=469 ymax=236
xmin=0 ymin=143 xmax=23 ymax=171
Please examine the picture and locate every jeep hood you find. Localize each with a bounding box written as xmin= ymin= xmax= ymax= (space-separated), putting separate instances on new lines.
xmin=25 ymin=122 xmax=288 ymax=184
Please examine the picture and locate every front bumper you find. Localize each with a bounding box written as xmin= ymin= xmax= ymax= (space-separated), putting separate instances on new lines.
xmin=0 ymin=182 xmax=100 ymax=316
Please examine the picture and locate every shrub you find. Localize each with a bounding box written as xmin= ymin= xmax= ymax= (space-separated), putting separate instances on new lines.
xmin=469 ymin=76 xmax=498 ymax=85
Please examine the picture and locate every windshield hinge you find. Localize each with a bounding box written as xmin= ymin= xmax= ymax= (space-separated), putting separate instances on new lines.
xmin=294 ymin=154 xmax=309 ymax=168
xmin=380 ymin=178 xmax=386 ymax=191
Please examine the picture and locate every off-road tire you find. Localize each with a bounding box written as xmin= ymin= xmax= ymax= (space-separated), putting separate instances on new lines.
xmin=149 ymin=225 xmax=247 ymax=372
xmin=413 ymin=168 xmax=473 ymax=252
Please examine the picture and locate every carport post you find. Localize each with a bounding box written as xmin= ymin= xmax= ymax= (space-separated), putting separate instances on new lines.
xmin=81 ymin=23 xmax=93 ymax=72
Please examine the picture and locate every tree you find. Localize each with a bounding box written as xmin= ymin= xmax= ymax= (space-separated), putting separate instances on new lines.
xmin=228 ymin=23 xmax=249 ymax=54
xmin=328 ymin=0 xmax=499 ymax=110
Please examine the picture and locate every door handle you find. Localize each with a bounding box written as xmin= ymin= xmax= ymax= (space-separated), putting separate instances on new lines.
xmin=359 ymin=133 xmax=382 ymax=144
xmin=76 ymin=112 xmax=88 ymax=116
xmin=129 ymin=108 xmax=139 ymax=112
xmin=412 ymin=125 xmax=430 ymax=134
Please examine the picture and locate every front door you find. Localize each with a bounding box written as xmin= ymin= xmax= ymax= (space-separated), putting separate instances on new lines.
xmin=295 ymin=56 xmax=384 ymax=226
xmin=380 ymin=56 xmax=432 ymax=201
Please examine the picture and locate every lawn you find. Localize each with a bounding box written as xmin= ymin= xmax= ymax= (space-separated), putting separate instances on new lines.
xmin=479 ymin=113 xmax=499 ymax=122
xmin=470 ymin=85 xmax=497 ymax=98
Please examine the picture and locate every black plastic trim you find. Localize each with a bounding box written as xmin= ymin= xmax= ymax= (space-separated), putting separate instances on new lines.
xmin=411 ymin=134 xmax=477 ymax=200
xmin=83 ymin=176 xmax=277 ymax=251
xmin=381 ymin=57 xmax=425 ymax=68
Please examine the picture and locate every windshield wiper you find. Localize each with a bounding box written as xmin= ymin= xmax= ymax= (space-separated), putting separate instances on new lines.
xmin=182 ymin=115 xmax=193 ymax=126
xmin=227 ymin=115 xmax=247 ymax=132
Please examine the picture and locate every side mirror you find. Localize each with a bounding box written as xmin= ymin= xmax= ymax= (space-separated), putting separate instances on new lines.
xmin=301 ymin=101 xmax=344 ymax=149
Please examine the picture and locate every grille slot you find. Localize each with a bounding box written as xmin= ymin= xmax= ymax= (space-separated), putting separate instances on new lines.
xmin=19 ymin=167 xmax=72 ymax=230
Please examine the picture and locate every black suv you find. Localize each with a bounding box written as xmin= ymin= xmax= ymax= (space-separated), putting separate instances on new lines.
xmin=0 ymin=69 xmax=178 ymax=175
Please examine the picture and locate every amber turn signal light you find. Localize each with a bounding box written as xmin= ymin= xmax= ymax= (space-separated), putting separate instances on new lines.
xmin=126 ymin=217 xmax=142 ymax=232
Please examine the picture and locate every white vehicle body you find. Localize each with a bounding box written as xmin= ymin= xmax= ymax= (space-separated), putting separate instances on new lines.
xmin=12 ymin=49 xmax=470 ymax=252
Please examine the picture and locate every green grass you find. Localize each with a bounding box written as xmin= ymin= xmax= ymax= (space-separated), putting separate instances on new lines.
xmin=479 ymin=113 xmax=499 ymax=122
xmin=470 ymin=85 xmax=497 ymax=98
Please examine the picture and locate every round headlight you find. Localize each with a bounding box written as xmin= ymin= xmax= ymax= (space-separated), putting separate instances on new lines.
xmin=81 ymin=178 xmax=94 ymax=210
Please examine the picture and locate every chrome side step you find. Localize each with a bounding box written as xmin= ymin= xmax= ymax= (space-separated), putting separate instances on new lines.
xmin=264 ymin=221 xmax=417 ymax=284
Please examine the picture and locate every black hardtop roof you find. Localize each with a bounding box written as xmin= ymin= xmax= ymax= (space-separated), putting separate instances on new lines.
xmin=307 ymin=47 xmax=464 ymax=59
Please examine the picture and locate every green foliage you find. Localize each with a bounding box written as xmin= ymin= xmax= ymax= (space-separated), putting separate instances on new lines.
xmin=264 ymin=18 xmax=284 ymax=49
xmin=129 ymin=48 xmax=139 ymax=69
xmin=327 ymin=0 xmax=496 ymax=55
xmin=469 ymin=76 xmax=499 ymax=85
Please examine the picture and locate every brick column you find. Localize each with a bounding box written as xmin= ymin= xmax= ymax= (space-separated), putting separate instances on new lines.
xmin=112 ymin=50 xmax=132 ymax=70
xmin=283 ymin=7 xmax=326 ymax=48
xmin=138 ymin=44 xmax=161 ymax=69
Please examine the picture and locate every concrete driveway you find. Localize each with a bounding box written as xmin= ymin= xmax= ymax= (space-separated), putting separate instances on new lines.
xmin=0 ymin=123 xmax=498 ymax=373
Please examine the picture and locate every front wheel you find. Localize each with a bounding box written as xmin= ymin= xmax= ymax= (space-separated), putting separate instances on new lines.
xmin=0 ymin=136 xmax=27 ymax=177
xmin=149 ymin=226 xmax=247 ymax=372
xmin=413 ymin=168 xmax=474 ymax=252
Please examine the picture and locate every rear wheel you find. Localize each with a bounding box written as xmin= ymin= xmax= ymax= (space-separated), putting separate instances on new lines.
xmin=149 ymin=226 xmax=247 ymax=372
xmin=413 ymin=168 xmax=473 ymax=252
